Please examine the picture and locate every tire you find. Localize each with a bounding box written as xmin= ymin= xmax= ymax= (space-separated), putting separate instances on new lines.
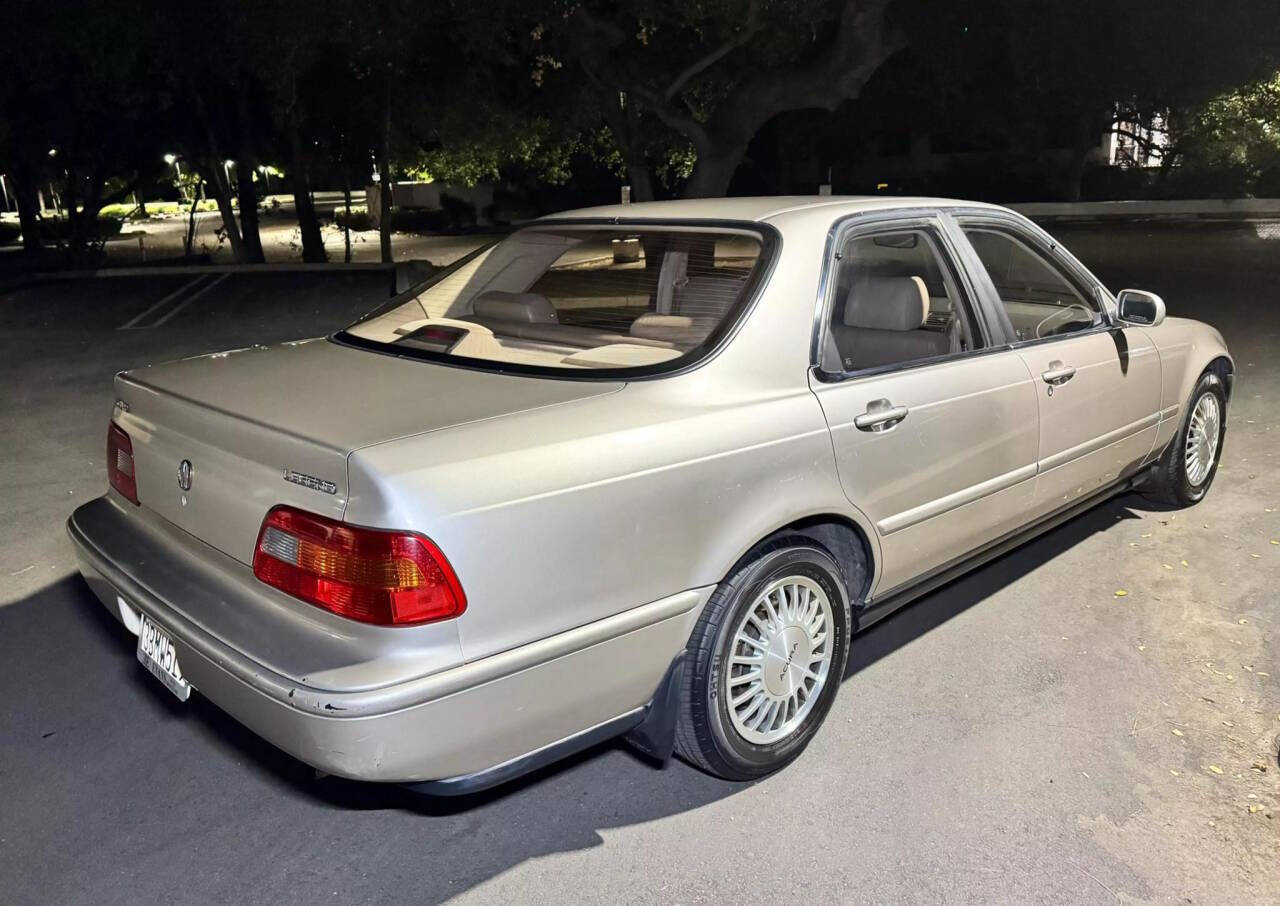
xmin=674 ymin=538 xmax=853 ymax=780
xmin=1144 ymin=370 xmax=1227 ymax=507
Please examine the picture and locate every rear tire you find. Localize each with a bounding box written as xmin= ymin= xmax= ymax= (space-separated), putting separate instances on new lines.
xmin=1144 ymin=371 xmax=1227 ymax=507
xmin=674 ymin=538 xmax=853 ymax=781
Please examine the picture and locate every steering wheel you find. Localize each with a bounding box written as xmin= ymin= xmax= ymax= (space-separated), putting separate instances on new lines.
xmin=1034 ymin=303 xmax=1093 ymax=339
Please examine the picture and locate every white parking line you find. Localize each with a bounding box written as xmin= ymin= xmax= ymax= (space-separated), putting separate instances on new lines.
xmin=117 ymin=274 xmax=211 ymax=329
xmin=117 ymin=272 xmax=231 ymax=330
xmin=151 ymin=273 xmax=230 ymax=326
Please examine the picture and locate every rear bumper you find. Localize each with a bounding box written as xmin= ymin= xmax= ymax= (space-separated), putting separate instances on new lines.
xmin=68 ymin=496 xmax=707 ymax=786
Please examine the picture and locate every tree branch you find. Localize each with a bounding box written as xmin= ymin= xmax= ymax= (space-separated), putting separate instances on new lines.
xmin=736 ymin=0 xmax=903 ymax=123
xmin=630 ymin=83 xmax=711 ymax=151
xmin=662 ymin=0 xmax=764 ymax=101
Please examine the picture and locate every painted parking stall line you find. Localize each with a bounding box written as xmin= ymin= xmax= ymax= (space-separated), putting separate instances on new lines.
xmin=150 ymin=273 xmax=230 ymax=326
xmin=117 ymin=273 xmax=230 ymax=330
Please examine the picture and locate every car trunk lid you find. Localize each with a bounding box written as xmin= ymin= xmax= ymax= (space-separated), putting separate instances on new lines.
xmin=113 ymin=338 xmax=621 ymax=565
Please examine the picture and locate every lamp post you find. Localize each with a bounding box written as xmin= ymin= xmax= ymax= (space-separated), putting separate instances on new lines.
xmin=164 ymin=154 xmax=184 ymax=202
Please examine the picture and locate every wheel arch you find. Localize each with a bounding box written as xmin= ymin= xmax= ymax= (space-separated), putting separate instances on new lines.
xmin=723 ymin=512 xmax=878 ymax=616
xmin=1205 ymin=354 xmax=1234 ymax=401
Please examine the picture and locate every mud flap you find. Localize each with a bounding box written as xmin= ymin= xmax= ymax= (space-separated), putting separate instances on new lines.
xmin=623 ymin=652 xmax=686 ymax=763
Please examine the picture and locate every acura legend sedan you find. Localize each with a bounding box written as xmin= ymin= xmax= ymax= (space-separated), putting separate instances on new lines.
xmin=69 ymin=197 xmax=1231 ymax=792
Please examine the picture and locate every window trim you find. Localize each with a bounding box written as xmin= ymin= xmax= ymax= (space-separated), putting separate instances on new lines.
xmin=948 ymin=210 xmax=1118 ymax=351
xmin=332 ymin=218 xmax=781 ymax=383
xmin=810 ymin=210 xmax=997 ymax=383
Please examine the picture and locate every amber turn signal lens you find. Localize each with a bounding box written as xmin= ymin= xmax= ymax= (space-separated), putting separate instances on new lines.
xmin=252 ymin=505 xmax=466 ymax=626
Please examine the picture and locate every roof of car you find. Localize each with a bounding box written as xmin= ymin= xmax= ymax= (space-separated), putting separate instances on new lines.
xmin=538 ymin=195 xmax=1007 ymax=225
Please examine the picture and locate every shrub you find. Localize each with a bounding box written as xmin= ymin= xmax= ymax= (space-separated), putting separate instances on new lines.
xmin=1253 ymin=164 xmax=1280 ymax=198
xmin=333 ymin=205 xmax=374 ymax=231
xmin=0 ymin=214 xmax=123 ymax=244
xmin=1081 ymin=165 xmax=1151 ymax=201
xmin=333 ymin=204 xmax=477 ymax=233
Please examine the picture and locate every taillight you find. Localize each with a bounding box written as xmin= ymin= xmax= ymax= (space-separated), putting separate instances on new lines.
xmin=252 ymin=506 xmax=466 ymax=626
xmin=107 ymin=422 xmax=139 ymax=505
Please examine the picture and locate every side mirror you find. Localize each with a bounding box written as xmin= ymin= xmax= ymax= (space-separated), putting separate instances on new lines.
xmin=1116 ymin=289 xmax=1166 ymax=327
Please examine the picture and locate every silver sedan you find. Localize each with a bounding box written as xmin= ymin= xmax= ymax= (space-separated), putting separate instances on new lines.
xmin=69 ymin=197 xmax=1231 ymax=792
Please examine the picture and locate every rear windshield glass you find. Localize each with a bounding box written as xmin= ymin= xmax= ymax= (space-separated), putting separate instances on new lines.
xmin=339 ymin=224 xmax=767 ymax=377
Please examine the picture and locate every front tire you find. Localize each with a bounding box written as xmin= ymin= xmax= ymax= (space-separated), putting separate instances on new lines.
xmin=1144 ymin=371 xmax=1227 ymax=506
xmin=674 ymin=539 xmax=853 ymax=780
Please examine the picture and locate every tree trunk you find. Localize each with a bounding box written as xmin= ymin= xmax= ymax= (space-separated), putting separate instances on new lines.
xmin=601 ymin=91 xmax=655 ymax=202
xmin=621 ymin=97 xmax=654 ymax=201
xmin=288 ymin=119 xmax=327 ymax=263
xmin=234 ymin=86 xmax=265 ymax=263
xmin=681 ymin=143 xmax=747 ymax=198
xmin=376 ymin=78 xmax=394 ymax=264
xmin=203 ymin=158 xmax=246 ymax=261
xmin=341 ymin=170 xmax=353 ymax=264
xmin=626 ymin=157 xmax=655 ymax=203
xmin=235 ymin=153 xmax=266 ymax=263
xmin=1060 ymin=113 xmax=1099 ymax=203
xmin=11 ymin=170 xmax=43 ymax=257
xmin=183 ymin=188 xmax=200 ymax=259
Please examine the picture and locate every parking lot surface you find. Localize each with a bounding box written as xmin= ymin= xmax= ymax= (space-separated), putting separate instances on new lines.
xmin=1 ymin=224 xmax=1277 ymax=904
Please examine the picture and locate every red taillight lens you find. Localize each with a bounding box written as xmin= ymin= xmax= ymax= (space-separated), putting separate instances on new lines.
xmin=252 ymin=506 xmax=466 ymax=626
xmin=107 ymin=422 xmax=139 ymax=505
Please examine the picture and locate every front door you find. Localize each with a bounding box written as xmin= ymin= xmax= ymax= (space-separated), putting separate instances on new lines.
xmin=955 ymin=221 xmax=1162 ymax=516
xmin=810 ymin=216 xmax=1040 ymax=597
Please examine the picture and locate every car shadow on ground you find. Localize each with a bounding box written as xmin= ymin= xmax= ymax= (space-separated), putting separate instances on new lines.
xmin=843 ymin=491 xmax=1155 ymax=682
xmin=0 ymin=491 xmax=1159 ymax=902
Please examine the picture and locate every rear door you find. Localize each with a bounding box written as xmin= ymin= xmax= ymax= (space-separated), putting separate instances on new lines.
xmin=809 ymin=213 xmax=1040 ymax=597
xmin=951 ymin=214 xmax=1161 ymax=518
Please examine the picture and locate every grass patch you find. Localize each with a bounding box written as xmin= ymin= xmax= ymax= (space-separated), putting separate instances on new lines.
xmin=100 ymin=200 xmax=225 ymax=219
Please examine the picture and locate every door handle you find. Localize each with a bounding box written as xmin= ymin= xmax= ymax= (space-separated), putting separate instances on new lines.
xmin=1041 ymin=361 xmax=1077 ymax=385
xmin=854 ymin=399 xmax=909 ymax=432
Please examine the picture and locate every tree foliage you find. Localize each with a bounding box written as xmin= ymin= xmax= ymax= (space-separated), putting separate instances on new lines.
xmin=1 ymin=0 xmax=1277 ymax=266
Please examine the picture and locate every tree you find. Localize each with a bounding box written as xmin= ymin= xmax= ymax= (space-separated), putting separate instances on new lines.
xmin=548 ymin=0 xmax=905 ymax=197
xmin=0 ymin=0 xmax=165 ymax=262
xmin=908 ymin=0 xmax=1280 ymax=200
xmin=1164 ymin=73 xmax=1280 ymax=181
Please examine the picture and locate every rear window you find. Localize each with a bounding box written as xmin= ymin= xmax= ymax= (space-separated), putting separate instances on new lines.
xmin=339 ymin=224 xmax=768 ymax=377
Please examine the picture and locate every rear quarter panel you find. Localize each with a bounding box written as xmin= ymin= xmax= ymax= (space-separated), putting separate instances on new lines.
xmin=345 ymin=375 xmax=847 ymax=661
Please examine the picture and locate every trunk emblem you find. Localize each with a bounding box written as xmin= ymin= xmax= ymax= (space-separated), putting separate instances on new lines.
xmin=177 ymin=459 xmax=193 ymax=491
xmin=283 ymin=469 xmax=338 ymax=495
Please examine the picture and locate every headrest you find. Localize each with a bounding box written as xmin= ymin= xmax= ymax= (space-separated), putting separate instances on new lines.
xmin=673 ymin=274 xmax=748 ymax=317
xmin=628 ymin=313 xmax=716 ymax=345
xmin=472 ymin=291 xmax=558 ymax=324
xmin=843 ymin=276 xmax=928 ymax=331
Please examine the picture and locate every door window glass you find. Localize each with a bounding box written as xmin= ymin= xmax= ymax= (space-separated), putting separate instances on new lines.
xmin=825 ymin=227 xmax=979 ymax=373
xmin=963 ymin=228 xmax=1102 ymax=341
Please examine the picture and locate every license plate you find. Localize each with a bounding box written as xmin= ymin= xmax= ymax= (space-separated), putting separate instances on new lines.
xmin=137 ymin=613 xmax=192 ymax=702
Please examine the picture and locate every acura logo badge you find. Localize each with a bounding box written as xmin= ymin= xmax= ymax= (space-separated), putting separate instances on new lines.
xmin=177 ymin=459 xmax=193 ymax=492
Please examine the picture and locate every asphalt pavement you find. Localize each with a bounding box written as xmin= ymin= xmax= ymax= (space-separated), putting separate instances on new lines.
xmin=0 ymin=223 xmax=1277 ymax=904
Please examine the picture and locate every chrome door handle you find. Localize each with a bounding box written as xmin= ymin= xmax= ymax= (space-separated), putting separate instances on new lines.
xmin=854 ymin=399 xmax=909 ymax=432
xmin=1041 ymin=361 xmax=1077 ymax=385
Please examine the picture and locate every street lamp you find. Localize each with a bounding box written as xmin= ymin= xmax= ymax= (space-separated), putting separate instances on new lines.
xmin=163 ymin=153 xmax=185 ymax=202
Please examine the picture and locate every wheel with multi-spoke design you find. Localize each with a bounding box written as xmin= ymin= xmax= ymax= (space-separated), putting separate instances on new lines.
xmin=1145 ymin=370 xmax=1228 ymax=506
xmin=675 ymin=538 xmax=853 ymax=780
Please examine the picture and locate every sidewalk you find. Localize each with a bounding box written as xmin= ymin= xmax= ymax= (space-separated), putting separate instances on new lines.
xmin=1010 ymin=198 xmax=1280 ymax=223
